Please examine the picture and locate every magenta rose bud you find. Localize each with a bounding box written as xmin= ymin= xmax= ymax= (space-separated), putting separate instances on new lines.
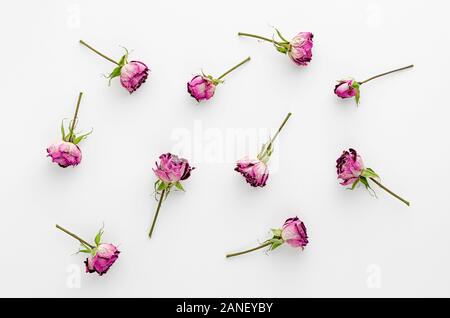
xmin=336 ymin=148 xmax=364 ymax=186
xmin=153 ymin=153 xmax=194 ymax=184
xmin=47 ymin=141 xmax=82 ymax=168
xmin=187 ymin=75 xmax=216 ymax=102
xmin=235 ymin=157 xmax=269 ymax=187
xmin=334 ymin=79 xmax=358 ymax=99
xmin=120 ymin=61 xmax=149 ymax=93
xmin=281 ymin=217 xmax=309 ymax=248
xmin=288 ymin=32 xmax=314 ymax=66
xmin=85 ymin=243 xmax=120 ymax=276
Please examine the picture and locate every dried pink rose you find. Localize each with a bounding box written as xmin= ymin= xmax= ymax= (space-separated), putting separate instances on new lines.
xmin=336 ymin=148 xmax=364 ymax=186
xmin=281 ymin=217 xmax=309 ymax=248
xmin=47 ymin=141 xmax=82 ymax=168
xmin=47 ymin=92 xmax=91 ymax=168
xmin=234 ymin=157 xmax=268 ymax=187
xmin=288 ymin=32 xmax=314 ymax=66
xmin=85 ymin=243 xmax=120 ymax=276
xmin=334 ymin=79 xmax=358 ymax=99
xmin=239 ymin=29 xmax=313 ymax=66
xmin=149 ymin=153 xmax=195 ymax=238
xmin=226 ymin=216 xmax=309 ymax=258
xmin=153 ymin=153 xmax=194 ymax=183
xmin=120 ymin=61 xmax=149 ymax=93
xmin=187 ymin=75 xmax=216 ymax=102
xmin=235 ymin=113 xmax=291 ymax=187
xmin=187 ymin=57 xmax=250 ymax=102
xmin=80 ymin=40 xmax=149 ymax=93
xmin=336 ymin=148 xmax=410 ymax=206
xmin=56 ymin=224 xmax=120 ymax=277
xmin=334 ymin=64 xmax=414 ymax=105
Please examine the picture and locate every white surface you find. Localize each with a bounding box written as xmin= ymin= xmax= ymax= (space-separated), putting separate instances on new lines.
xmin=0 ymin=0 xmax=449 ymax=297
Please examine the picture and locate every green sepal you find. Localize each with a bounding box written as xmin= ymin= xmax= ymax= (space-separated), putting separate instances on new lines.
xmin=61 ymin=119 xmax=67 ymax=141
xmin=351 ymin=178 xmax=360 ymax=190
xmin=267 ymin=238 xmax=284 ymax=251
xmin=276 ymin=46 xmax=288 ymax=54
xmin=72 ymin=129 xmax=93 ymax=145
xmin=157 ymin=181 xmax=169 ymax=191
xmin=351 ymin=81 xmax=361 ymax=106
xmin=361 ymin=167 xmax=379 ymax=179
xmin=94 ymin=227 xmax=104 ymax=246
xmin=271 ymin=228 xmax=282 ymax=237
xmin=77 ymin=249 xmax=92 ymax=254
xmin=174 ymin=181 xmax=185 ymax=191
xmin=107 ymin=65 xmax=123 ymax=85
xmin=274 ymin=28 xmax=289 ymax=43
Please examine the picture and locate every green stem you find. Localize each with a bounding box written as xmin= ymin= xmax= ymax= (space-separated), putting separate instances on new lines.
xmin=369 ymin=178 xmax=410 ymax=206
xmin=258 ymin=112 xmax=292 ymax=162
xmin=68 ymin=92 xmax=83 ymax=142
xmin=238 ymin=32 xmax=282 ymax=45
xmin=55 ymin=224 xmax=95 ymax=249
xmin=217 ymin=57 xmax=251 ymax=80
xmin=226 ymin=242 xmax=272 ymax=258
xmin=359 ymin=64 xmax=414 ymax=85
xmin=79 ymin=40 xmax=119 ymax=65
xmin=149 ymin=189 xmax=166 ymax=238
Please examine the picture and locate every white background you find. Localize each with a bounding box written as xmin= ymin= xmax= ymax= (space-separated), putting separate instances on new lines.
xmin=0 ymin=0 xmax=449 ymax=297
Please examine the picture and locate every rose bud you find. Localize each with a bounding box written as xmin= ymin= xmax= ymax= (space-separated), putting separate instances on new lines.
xmin=334 ymin=79 xmax=358 ymax=99
xmin=234 ymin=157 xmax=269 ymax=187
xmin=120 ymin=61 xmax=149 ymax=93
xmin=56 ymin=224 xmax=120 ymax=276
xmin=238 ymin=29 xmax=313 ymax=66
xmin=47 ymin=92 xmax=91 ymax=168
xmin=187 ymin=75 xmax=216 ymax=102
xmin=281 ymin=217 xmax=309 ymax=248
xmin=149 ymin=153 xmax=194 ymax=238
xmin=85 ymin=243 xmax=120 ymax=276
xmin=334 ymin=64 xmax=414 ymax=105
xmin=47 ymin=141 xmax=82 ymax=168
xmin=226 ymin=216 xmax=309 ymax=258
xmin=235 ymin=113 xmax=291 ymax=187
xmin=187 ymin=57 xmax=250 ymax=102
xmin=336 ymin=148 xmax=410 ymax=206
xmin=288 ymin=32 xmax=314 ymax=66
xmin=80 ymin=40 xmax=149 ymax=93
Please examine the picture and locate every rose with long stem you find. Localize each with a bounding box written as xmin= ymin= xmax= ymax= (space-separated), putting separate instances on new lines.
xmin=187 ymin=57 xmax=251 ymax=102
xmin=226 ymin=217 xmax=309 ymax=258
xmin=336 ymin=148 xmax=410 ymax=206
xmin=149 ymin=153 xmax=194 ymax=239
xmin=238 ymin=29 xmax=314 ymax=66
xmin=334 ymin=65 xmax=414 ymax=105
xmin=79 ymin=40 xmax=149 ymax=93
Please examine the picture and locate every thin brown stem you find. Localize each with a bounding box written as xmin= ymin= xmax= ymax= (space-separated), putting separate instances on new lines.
xmin=68 ymin=92 xmax=83 ymax=142
xmin=55 ymin=224 xmax=95 ymax=249
xmin=79 ymin=40 xmax=119 ymax=65
xmin=226 ymin=242 xmax=272 ymax=258
xmin=359 ymin=64 xmax=414 ymax=85
xmin=149 ymin=189 xmax=166 ymax=238
xmin=369 ymin=178 xmax=410 ymax=206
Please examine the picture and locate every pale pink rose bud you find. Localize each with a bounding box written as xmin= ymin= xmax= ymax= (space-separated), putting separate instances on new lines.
xmin=234 ymin=157 xmax=269 ymax=187
xmin=153 ymin=153 xmax=194 ymax=184
xmin=85 ymin=243 xmax=120 ymax=276
xmin=47 ymin=141 xmax=82 ymax=168
xmin=288 ymin=32 xmax=314 ymax=66
xmin=336 ymin=148 xmax=364 ymax=186
xmin=281 ymin=217 xmax=309 ymax=248
xmin=187 ymin=75 xmax=216 ymax=102
xmin=120 ymin=61 xmax=149 ymax=94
